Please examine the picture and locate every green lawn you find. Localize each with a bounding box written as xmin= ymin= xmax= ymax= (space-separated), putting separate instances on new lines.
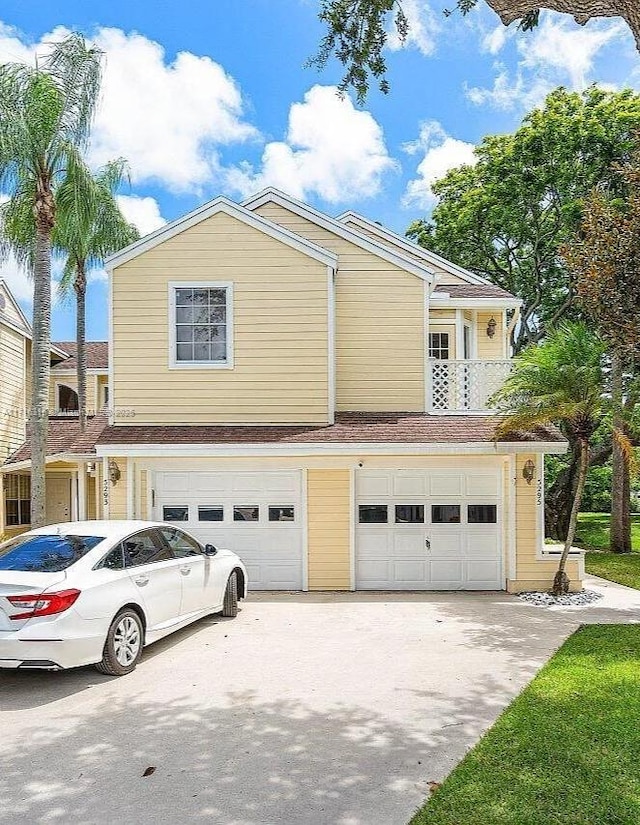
xmin=410 ymin=625 xmax=640 ymax=825
xmin=576 ymin=513 xmax=640 ymax=590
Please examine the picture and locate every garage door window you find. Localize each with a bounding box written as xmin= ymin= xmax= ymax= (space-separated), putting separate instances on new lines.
xmin=234 ymin=505 xmax=259 ymax=522
xmin=468 ymin=504 xmax=497 ymax=524
xmin=431 ymin=504 xmax=461 ymax=524
xmin=163 ymin=506 xmax=189 ymax=522
xmin=359 ymin=505 xmax=388 ymax=523
xmin=269 ymin=506 xmax=295 ymax=522
xmin=395 ymin=505 xmax=425 ymax=524
xmin=198 ymin=506 xmax=224 ymax=522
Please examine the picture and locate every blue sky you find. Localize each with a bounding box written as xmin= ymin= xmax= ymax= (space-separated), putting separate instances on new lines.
xmin=0 ymin=0 xmax=638 ymax=341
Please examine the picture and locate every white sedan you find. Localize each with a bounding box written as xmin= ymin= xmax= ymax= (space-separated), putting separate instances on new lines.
xmin=0 ymin=520 xmax=247 ymax=675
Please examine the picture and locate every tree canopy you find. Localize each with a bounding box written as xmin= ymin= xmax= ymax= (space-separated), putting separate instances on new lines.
xmin=313 ymin=0 xmax=640 ymax=101
xmin=406 ymin=87 xmax=640 ymax=353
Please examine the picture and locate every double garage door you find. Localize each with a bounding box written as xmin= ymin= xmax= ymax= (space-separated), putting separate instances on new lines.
xmin=154 ymin=467 xmax=504 ymax=591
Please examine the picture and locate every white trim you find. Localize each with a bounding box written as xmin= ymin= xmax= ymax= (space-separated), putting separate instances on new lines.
xmin=536 ymin=453 xmax=545 ymax=553
xmin=0 ymin=312 xmax=31 ymax=339
xmin=168 ymin=281 xmax=235 ymax=370
xmin=71 ymin=471 xmax=79 ymax=521
xmin=301 ymin=468 xmax=309 ymax=591
xmin=423 ymin=280 xmax=430 ymax=414
xmin=327 ymin=266 xmax=336 ymax=423
xmin=336 ymin=211 xmax=492 ymax=287
xmin=108 ymin=267 xmax=114 ymax=426
xmin=507 ymin=455 xmax=517 ymax=581
xmin=430 ymin=296 xmax=522 ymax=309
xmin=126 ymin=458 xmax=135 ymax=519
xmin=455 ymin=309 xmax=464 ymax=364
xmin=0 ymin=279 xmax=32 ymax=334
xmin=349 ymin=466 xmax=356 ymax=591
xmin=242 ymin=189 xmax=434 ymax=283
xmin=96 ymin=440 xmax=568 ymax=458
xmin=50 ymin=368 xmax=108 ymax=376
xmin=78 ymin=466 xmax=87 ymax=520
xmin=102 ymin=457 xmax=110 ymax=518
xmin=147 ymin=470 xmax=154 ymax=519
xmin=105 ymin=197 xmax=338 ymax=270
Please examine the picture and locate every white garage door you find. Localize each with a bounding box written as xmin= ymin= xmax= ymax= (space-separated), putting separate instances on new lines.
xmin=153 ymin=470 xmax=303 ymax=590
xmin=356 ymin=468 xmax=503 ymax=590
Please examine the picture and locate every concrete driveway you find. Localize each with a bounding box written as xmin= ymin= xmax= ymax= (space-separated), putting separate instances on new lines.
xmin=1 ymin=577 xmax=638 ymax=825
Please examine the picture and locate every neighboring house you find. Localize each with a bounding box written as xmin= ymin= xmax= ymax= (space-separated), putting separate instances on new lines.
xmin=0 ymin=190 xmax=583 ymax=591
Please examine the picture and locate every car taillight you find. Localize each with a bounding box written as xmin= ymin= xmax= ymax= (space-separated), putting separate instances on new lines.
xmin=7 ymin=589 xmax=81 ymax=620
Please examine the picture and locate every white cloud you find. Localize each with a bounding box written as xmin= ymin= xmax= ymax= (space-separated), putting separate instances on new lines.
xmin=116 ymin=195 xmax=166 ymax=235
xmin=225 ymin=85 xmax=397 ymax=204
xmin=403 ymin=122 xmax=476 ymax=210
xmin=386 ymin=0 xmax=439 ymax=57
xmin=0 ymin=23 xmax=258 ymax=193
xmin=468 ymin=13 xmax=627 ymax=110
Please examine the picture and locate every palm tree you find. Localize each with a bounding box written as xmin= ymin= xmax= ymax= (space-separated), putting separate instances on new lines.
xmin=54 ymin=160 xmax=139 ymax=430
xmin=0 ymin=34 xmax=103 ymax=527
xmin=492 ymin=323 xmax=606 ymax=595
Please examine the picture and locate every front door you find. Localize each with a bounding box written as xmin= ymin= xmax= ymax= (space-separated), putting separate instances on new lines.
xmin=45 ymin=475 xmax=72 ymax=525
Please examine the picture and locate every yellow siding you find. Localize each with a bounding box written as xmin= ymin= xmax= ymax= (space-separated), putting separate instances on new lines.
xmin=0 ymin=323 xmax=26 ymax=460
xmin=509 ymin=454 xmax=581 ymax=592
xmin=255 ymin=202 xmax=425 ymax=412
xmin=307 ymin=469 xmax=351 ymax=590
xmin=0 ymin=284 xmax=27 ymax=328
xmin=112 ymin=211 xmax=329 ymax=425
xmin=138 ymin=468 xmax=148 ymax=519
xmin=107 ymin=457 xmax=128 ymax=519
xmin=86 ymin=470 xmax=97 ymax=520
xmin=477 ymin=312 xmax=505 ymax=360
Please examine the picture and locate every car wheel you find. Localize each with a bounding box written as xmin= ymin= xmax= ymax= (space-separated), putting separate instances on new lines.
xmin=95 ymin=609 xmax=144 ymax=676
xmin=222 ymin=572 xmax=239 ymax=618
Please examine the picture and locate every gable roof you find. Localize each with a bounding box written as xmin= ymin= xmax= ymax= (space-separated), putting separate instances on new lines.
xmin=242 ymin=189 xmax=435 ymax=283
xmin=3 ymin=409 xmax=109 ymax=468
xmin=336 ymin=210 xmax=492 ymax=287
xmin=51 ymin=341 xmax=109 ymax=372
xmin=104 ymin=197 xmax=338 ymax=270
xmin=0 ymin=279 xmax=31 ymax=336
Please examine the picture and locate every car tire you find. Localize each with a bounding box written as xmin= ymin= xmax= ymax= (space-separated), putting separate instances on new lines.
xmin=222 ymin=572 xmax=239 ymax=618
xmin=95 ymin=609 xmax=144 ymax=676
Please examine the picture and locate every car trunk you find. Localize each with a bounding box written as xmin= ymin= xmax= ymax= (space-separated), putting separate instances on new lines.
xmin=0 ymin=571 xmax=67 ymax=631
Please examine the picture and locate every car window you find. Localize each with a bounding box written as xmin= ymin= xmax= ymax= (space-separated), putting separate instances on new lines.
xmin=157 ymin=527 xmax=202 ymax=558
xmin=99 ymin=545 xmax=125 ymax=570
xmin=0 ymin=534 xmax=104 ymax=572
xmin=123 ymin=529 xmax=173 ymax=568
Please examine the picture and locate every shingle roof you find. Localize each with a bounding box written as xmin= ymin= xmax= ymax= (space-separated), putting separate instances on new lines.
xmin=97 ymin=412 xmax=564 ymax=447
xmin=4 ymin=410 xmax=109 ymax=466
xmin=51 ymin=341 xmax=108 ymax=371
xmin=432 ymin=283 xmax=516 ymax=300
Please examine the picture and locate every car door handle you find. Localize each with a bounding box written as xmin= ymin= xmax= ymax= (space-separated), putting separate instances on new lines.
xmin=134 ymin=575 xmax=149 ymax=587
xmin=180 ymin=566 xmax=192 ymax=575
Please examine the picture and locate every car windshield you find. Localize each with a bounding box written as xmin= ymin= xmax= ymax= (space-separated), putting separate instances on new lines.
xmin=0 ymin=534 xmax=104 ymax=572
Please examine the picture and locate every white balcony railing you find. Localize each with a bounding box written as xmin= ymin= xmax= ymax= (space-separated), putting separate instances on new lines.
xmin=428 ymin=359 xmax=513 ymax=413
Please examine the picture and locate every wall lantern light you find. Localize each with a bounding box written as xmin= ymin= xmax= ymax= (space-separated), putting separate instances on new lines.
xmin=522 ymin=459 xmax=536 ymax=485
xmin=108 ymin=459 xmax=121 ymax=486
xmin=486 ymin=317 xmax=497 ymax=338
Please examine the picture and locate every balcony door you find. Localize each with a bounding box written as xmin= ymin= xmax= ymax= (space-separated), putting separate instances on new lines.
xmin=429 ymin=325 xmax=457 ymax=410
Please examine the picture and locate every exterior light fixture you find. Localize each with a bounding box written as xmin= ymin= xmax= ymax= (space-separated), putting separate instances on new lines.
xmin=486 ymin=317 xmax=497 ymax=338
xmin=522 ymin=459 xmax=535 ymax=485
xmin=108 ymin=459 xmax=121 ymax=485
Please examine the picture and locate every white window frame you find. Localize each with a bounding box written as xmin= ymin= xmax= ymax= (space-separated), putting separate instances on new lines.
xmin=168 ymin=281 xmax=234 ymax=370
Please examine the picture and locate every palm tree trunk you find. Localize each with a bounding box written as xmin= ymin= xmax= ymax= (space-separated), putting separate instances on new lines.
xmin=553 ymin=437 xmax=590 ymax=596
xmin=610 ymin=352 xmax=631 ymax=553
xmin=74 ymin=263 xmax=87 ymax=431
xmin=30 ymin=221 xmax=53 ymax=528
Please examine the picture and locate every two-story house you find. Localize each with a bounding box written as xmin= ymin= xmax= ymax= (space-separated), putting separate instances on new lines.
xmin=0 ymin=190 xmax=583 ymax=592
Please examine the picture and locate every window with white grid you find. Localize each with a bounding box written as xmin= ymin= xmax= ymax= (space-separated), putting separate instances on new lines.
xmin=170 ymin=283 xmax=233 ymax=367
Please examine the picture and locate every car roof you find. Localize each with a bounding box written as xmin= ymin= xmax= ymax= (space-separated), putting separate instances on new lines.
xmin=26 ymin=520 xmax=169 ymax=543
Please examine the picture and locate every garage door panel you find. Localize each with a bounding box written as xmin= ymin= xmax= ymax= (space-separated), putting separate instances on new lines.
xmin=392 ymin=474 xmax=427 ymax=496
xmin=155 ymin=470 xmax=303 ymax=590
xmin=466 ymin=560 xmax=502 ymax=588
xmin=466 ymin=474 xmax=500 ymax=497
xmin=466 ymin=531 xmax=499 ymax=557
xmin=357 ymin=474 xmax=392 ymax=497
xmin=393 ymin=560 xmax=428 ymax=584
xmin=393 ymin=531 xmax=426 ymax=556
xmin=430 ymin=559 xmax=464 ymax=585
xmin=429 ymin=530 xmax=464 ymax=557
xmin=428 ymin=474 xmax=463 ymax=496
xmin=357 ymin=559 xmax=392 ymax=586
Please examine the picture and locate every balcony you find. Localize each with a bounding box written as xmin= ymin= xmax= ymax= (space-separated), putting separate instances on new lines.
xmin=428 ymin=359 xmax=513 ymax=414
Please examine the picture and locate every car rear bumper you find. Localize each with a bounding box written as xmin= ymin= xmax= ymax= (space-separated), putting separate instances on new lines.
xmin=0 ymin=627 xmax=106 ymax=671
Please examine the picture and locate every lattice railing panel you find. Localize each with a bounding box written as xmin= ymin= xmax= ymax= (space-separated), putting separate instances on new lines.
xmin=429 ymin=360 xmax=513 ymax=412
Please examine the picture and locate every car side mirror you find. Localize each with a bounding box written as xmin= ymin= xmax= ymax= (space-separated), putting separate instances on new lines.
xmin=204 ymin=544 xmax=218 ymax=556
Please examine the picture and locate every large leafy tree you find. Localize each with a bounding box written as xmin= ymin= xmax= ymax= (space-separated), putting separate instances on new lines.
xmin=313 ymin=1 xmax=640 ymax=100
xmin=493 ymin=323 xmax=606 ymax=594
xmin=407 ymin=87 xmax=640 ymax=354
xmin=54 ymin=161 xmax=139 ymax=431
xmin=0 ymin=34 xmax=103 ymax=527
xmin=564 ymin=160 xmax=640 ymax=554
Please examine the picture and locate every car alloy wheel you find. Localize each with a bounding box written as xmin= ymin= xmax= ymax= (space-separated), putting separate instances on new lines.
xmin=113 ymin=615 xmax=141 ymax=667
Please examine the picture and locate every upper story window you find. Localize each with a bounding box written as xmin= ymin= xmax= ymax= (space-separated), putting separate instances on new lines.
xmin=429 ymin=332 xmax=450 ymax=360
xmin=169 ymin=282 xmax=233 ymax=368
xmin=57 ymin=384 xmax=79 ymax=414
